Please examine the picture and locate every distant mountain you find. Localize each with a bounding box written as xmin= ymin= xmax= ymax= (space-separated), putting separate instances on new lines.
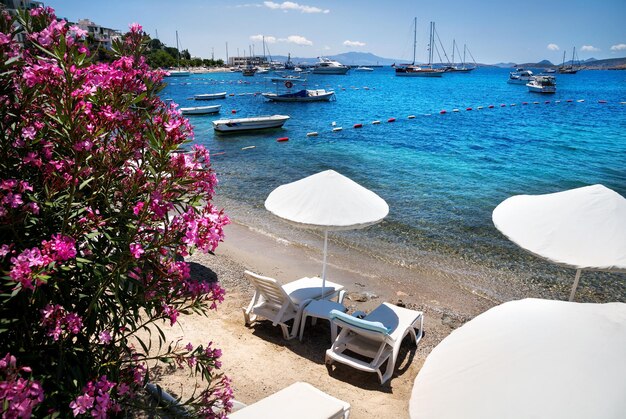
xmin=269 ymin=51 xmax=397 ymax=66
xmin=265 ymin=52 xmax=626 ymax=69
xmin=493 ymin=62 xmax=517 ymax=68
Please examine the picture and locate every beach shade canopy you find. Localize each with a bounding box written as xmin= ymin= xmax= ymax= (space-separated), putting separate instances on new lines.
xmin=492 ymin=184 xmax=626 ymax=301
xmin=409 ymin=298 xmax=626 ymax=419
xmin=265 ymin=170 xmax=389 ymax=289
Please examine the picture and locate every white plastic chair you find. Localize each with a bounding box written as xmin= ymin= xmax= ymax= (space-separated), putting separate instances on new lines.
xmin=243 ymin=270 xmax=345 ymax=340
xmin=325 ymin=302 xmax=423 ymax=384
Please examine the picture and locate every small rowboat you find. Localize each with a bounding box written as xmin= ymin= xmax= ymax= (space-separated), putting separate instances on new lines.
xmin=180 ymin=105 xmax=221 ymax=115
xmin=212 ymin=115 xmax=290 ymax=133
xmin=194 ymin=92 xmax=227 ymax=100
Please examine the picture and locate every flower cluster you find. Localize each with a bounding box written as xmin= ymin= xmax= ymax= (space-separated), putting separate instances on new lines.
xmin=40 ymin=304 xmax=83 ymax=341
xmin=69 ymin=376 xmax=119 ymax=418
xmin=0 ymin=6 xmax=231 ymax=417
xmin=0 ymin=354 xmax=44 ymax=418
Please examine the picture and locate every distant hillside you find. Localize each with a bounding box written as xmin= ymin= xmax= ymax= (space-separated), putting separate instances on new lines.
xmin=266 ymin=52 xmax=626 ymax=69
xmin=270 ymin=52 xmax=397 ymax=66
xmin=509 ymin=56 xmax=626 ymax=70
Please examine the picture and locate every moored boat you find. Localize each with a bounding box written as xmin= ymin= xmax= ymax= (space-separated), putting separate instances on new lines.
xmin=395 ymin=19 xmax=445 ymax=78
xmin=180 ymin=105 xmax=221 ymax=115
xmin=194 ymin=92 xmax=227 ymax=100
xmin=508 ymin=68 xmax=534 ymax=84
xmin=262 ymin=89 xmax=335 ymax=102
xmin=312 ymin=57 xmax=350 ymax=75
xmin=212 ymin=115 xmax=290 ymax=133
xmin=166 ymin=70 xmax=190 ymax=77
xmin=527 ymin=75 xmax=556 ymax=93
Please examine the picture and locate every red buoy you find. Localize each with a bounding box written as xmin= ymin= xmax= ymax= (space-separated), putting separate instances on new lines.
xmin=566 ymin=99 xmax=573 ymax=102
xmin=231 ymin=109 xmax=237 ymax=114
xmin=353 ymin=123 xmax=363 ymax=128
xmin=277 ymin=137 xmax=289 ymax=142
xmin=522 ymin=102 xmax=529 ymax=105
xmin=387 ymin=118 xmax=396 ymax=122
xmin=545 ymin=101 xmax=550 ymax=104
xmin=500 ymin=104 xmax=506 ymax=107
xmin=439 ymin=110 xmax=446 ymax=114
xmin=598 ymin=100 xmax=607 ymax=104
xmin=488 ymin=105 xmax=494 ymax=109
xmin=466 ymin=107 xmax=472 ymax=111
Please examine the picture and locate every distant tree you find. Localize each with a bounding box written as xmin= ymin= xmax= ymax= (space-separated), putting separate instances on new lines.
xmin=146 ymin=48 xmax=177 ymax=68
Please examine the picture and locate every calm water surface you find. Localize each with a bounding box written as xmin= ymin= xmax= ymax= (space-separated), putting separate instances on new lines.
xmin=163 ymin=67 xmax=626 ymax=302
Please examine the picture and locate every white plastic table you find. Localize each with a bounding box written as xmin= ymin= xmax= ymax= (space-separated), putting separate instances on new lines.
xmin=299 ymin=299 xmax=348 ymax=342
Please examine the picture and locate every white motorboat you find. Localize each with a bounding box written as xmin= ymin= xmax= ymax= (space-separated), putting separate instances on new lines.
xmin=312 ymin=57 xmax=350 ymax=75
xmin=194 ymin=92 xmax=227 ymax=100
xmin=507 ymin=68 xmax=534 ymax=84
xmin=212 ymin=115 xmax=290 ymax=133
xmin=166 ymin=69 xmax=190 ymax=77
xmin=180 ymin=105 xmax=221 ymax=115
xmin=354 ymin=66 xmax=374 ymax=72
xmin=262 ymin=89 xmax=335 ymax=102
xmin=527 ymin=76 xmax=556 ymax=93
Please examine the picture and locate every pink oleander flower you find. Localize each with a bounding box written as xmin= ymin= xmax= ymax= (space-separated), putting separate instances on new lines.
xmin=98 ymin=331 xmax=112 ymax=345
xmin=129 ymin=243 xmax=144 ymax=259
xmin=0 ymin=353 xmax=45 ymax=417
xmin=69 ymin=24 xmax=87 ymax=38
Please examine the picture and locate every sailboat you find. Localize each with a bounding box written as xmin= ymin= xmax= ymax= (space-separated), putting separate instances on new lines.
xmin=445 ymin=40 xmax=476 ymax=72
xmin=558 ymin=47 xmax=579 ymax=74
xmin=166 ymin=31 xmax=190 ymax=77
xmin=395 ymin=18 xmax=444 ymax=77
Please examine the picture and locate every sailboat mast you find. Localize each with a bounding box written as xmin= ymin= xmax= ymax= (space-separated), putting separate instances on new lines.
xmin=428 ymin=22 xmax=434 ymax=65
xmin=412 ymin=17 xmax=417 ymax=65
xmin=452 ymin=39 xmax=456 ymax=65
xmin=463 ymin=44 xmax=467 ymax=68
xmin=571 ymin=46 xmax=576 ymax=67
xmin=175 ymin=30 xmax=181 ymax=69
xmin=562 ymin=50 xmax=566 ymax=67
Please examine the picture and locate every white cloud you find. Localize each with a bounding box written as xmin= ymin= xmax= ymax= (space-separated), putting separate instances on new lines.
xmin=547 ymin=43 xmax=559 ymax=51
xmin=610 ymin=43 xmax=626 ymax=51
xmin=581 ymin=45 xmax=599 ymax=52
xmin=263 ymin=1 xmax=329 ymax=13
xmin=282 ymin=35 xmax=313 ymax=45
xmin=343 ymin=40 xmax=366 ymax=47
xmin=250 ymin=34 xmax=277 ymax=43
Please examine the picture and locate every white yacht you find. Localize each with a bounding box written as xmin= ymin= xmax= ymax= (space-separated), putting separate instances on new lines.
xmin=527 ymin=75 xmax=556 ymax=93
xmin=212 ymin=115 xmax=290 ymax=133
xmin=312 ymin=57 xmax=350 ymax=75
xmin=507 ymin=68 xmax=534 ymax=84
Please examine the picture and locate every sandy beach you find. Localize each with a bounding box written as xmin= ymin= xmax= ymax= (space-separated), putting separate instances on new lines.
xmin=147 ymin=219 xmax=497 ymax=418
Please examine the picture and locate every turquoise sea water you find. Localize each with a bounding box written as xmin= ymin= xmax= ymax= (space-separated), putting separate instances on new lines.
xmin=163 ymin=68 xmax=626 ymax=302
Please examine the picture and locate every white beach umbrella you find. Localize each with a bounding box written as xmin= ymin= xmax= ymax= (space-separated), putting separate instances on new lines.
xmin=492 ymin=184 xmax=626 ymax=301
xmin=409 ymin=298 xmax=626 ymax=419
xmin=265 ymin=170 xmax=389 ymax=292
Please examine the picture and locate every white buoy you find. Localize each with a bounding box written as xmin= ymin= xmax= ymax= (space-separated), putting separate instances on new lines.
xmin=332 ymin=127 xmax=343 ymax=132
xmin=452 ymin=109 xmax=459 ymax=112
xmin=306 ymin=132 xmax=318 ymax=137
xmin=577 ymin=99 xmax=585 ymax=102
xmin=408 ymin=115 xmax=416 ymax=119
xmin=331 ymin=121 xmax=336 ymax=126
xmin=241 ymin=146 xmax=256 ymax=150
xmin=372 ymin=120 xmax=381 ymax=125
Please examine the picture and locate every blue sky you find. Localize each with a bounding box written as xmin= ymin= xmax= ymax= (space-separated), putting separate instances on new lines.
xmin=46 ymin=0 xmax=626 ymax=64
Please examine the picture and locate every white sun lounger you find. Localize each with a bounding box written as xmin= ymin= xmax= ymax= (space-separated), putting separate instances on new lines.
xmin=325 ymin=302 xmax=423 ymax=384
xmin=229 ymin=381 xmax=350 ymax=419
xmin=243 ymin=271 xmax=345 ymax=340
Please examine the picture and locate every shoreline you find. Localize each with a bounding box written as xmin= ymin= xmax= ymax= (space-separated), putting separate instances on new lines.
xmin=147 ymin=217 xmax=499 ymax=418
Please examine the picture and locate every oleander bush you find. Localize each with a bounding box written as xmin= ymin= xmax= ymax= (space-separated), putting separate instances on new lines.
xmin=0 ymin=7 xmax=231 ymax=418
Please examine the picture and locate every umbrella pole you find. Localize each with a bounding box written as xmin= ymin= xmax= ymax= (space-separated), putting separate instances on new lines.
xmin=321 ymin=230 xmax=328 ymax=297
xmin=568 ymin=269 xmax=582 ymax=302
